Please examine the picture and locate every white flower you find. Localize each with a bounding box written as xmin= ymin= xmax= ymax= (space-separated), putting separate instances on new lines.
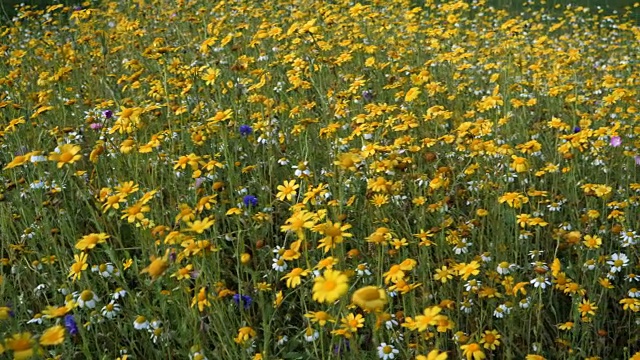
xmin=377 ymin=343 xmax=399 ymax=359
xmin=460 ymin=299 xmax=474 ymax=313
xmin=619 ymin=231 xmax=637 ymax=247
xmin=528 ymin=250 xmax=544 ymax=259
xmin=607 ymin=253 xmax=629 ymax=273
xmin=494 ymin=303 xmax=512 ymax=317
xmin=303 ymin=328 xmax=319 ymax=342
xmin=112 ymin=287 xmax=127 ymax=300
xmin=385 ymin=315 xmax=398 ymax=330
xmin=389 ymin=331 xmax=404 ymax=344
xmin=92 ymin=263 xmax=118 ymax=278
xmin=149 ymin=324 xmax=163 ymax=343
xmin=628 ymin=288 xmax=640 ymax=298
xmin=547 ymin=201 xmax=563 ymax=211
xmin=272 ymin=257 xmax=287 ymax=272
xmin=27 ymin=314 xmax=43 ymax=324
xmin=76 ymin=290 xmax=99 ymax=309
xmin=101 ymin=301 xmax=121 ymax=319
xmin=356 ymin=263 xmax=372 ymax=277
xmin=496 ymin=262 xmax=516 ymax=275
xmin=453 ymin=239 xmax=470 ymax=254
xmin=190 ymin=352 xmax=208 ymax=360
xmin=133 ymin=315 xmax=149 ymax=330
xmin=621 ymin=230 xmax=636 ymax=242
xmin=530 ymin=276 xmax=551 ymax=289
xmin=34 ymin=284 xmax=47 ymax=296
xmin=464 ymin=279 xmax=481 ymax=292
xmin=583 ymin=259 xmax=597 ymax=270
xmin=277 ymin=335 xmax=288 ymax=346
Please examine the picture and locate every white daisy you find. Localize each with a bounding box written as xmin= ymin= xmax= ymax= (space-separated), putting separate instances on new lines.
xmin=607 ymin=253 xmax=629 ymax=273
xmin=377 ymin=343 xmax=399 ymax=359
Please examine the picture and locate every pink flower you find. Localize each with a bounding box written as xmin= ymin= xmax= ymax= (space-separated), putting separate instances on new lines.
xmin=610 ymin=136 xmax=621 ymax=147
xmin=90 ymin=123 xmax=104 ymax=130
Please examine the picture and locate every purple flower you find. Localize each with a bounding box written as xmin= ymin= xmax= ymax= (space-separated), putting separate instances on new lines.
xmin=334 ymin=339 xmax=351 ymax=354
xmin=90 ymin=123 xmax=103 ymax=130
xmin=362 ymin=89 xmax=374 ymax=102
xmin=635 ymin=156 xmax=640 ymax=165
xmin=232 ymin=294 xmax=253 ymax=309
xmin=610 ymin=136 xmax=622 ymax=147
xmin=194 ymin=177 xmax=206 ymax=189
xmin=103 ymin=110 xmax=113 ymax=119
xmin=65 ymin=314 xmax=79 ymax=336
xmin=239 ymin=125 xmax=253 ymax=136
xmin=573 ymin=126 xmax=581 ymax=133
xmin=243 ymin=195 xmax=258 ymax=207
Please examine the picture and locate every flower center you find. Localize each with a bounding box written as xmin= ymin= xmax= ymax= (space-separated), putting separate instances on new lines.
xmin=323 ymin=280 xmax=337 ymax=292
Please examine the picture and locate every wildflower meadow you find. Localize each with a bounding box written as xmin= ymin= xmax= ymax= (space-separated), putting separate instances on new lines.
xmin=0 ymin=0 xmax=639 ymax=359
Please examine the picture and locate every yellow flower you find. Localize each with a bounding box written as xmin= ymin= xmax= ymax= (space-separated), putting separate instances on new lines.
xmin=185 ymin=217 xmax=215 ymax=234
xmin=480 ymin=330 xmax=501 ymax=350
xmin=68 ymin=252 xmax=89 ymax=281
xmin=413 ymin=306 xmax=442 ymax=332
xmin=405 ymin=87 xmax=421 ymax=102
xmin=510 ymin=155 xmax=529 ymax=173
xmin=191 ymin=287 xmax=211 ymax=312
xmin=234 ymin=326 xmax=256 ymax=344
xmin=121 ymin=201 xmax=150 ymax=223
xmin=201 ymin=67 xmax=220 ymax=86
xmin=75 ymin=233 xmax=109 ymax=251
xmin=383 ymin=264 xmax=405 ymax=284
xmin=140 ymin=254 xmax=169 ymax=281
xmin=334 ymin=152 xmax=361 ymax=171
xmin=461 ymin=343 xmax=486 ymax=360
xmin=455 ymin=261 xmax=481 ymax=280
xmin=314 ymin=220 xmax=353 ymax=252
xmin=102 ymin=194 xmax=126 ymax=213
xmin=417 ymin=350 xmax=448 ymax=360
xmin=5 ymin=332 xmax=35 ymax=359
xmin=276 ymin=180 xmax=299 ymax=201
xmin=48 ymin=144 xmax=82 ymax=168
xmin=42 ymin=304 xmax=72 ymax=319
xmin=312 ymin=269 xmax=349 ymax=304
xmin=280 ymin=210 xmax=315 ymax=237
xmin=281 ymin=268 xmax=309 ymax=289
xmin=304 ymin=311 xmax=334 ymax=327
xmin=578 ymin=299 xmax=598 ymax=317
xmin=352 ymin=286 xmax=387 ymax=312
xmin=0 ymin=306 xmax=12 ymax=320
xmin=39 ymin=325 xmax=65 ymax=346
xmin=582 ymin=235 xmax=602 ymax=249
xmin=3 ymin=153 xmax=34 ymax=170
xmin=339 ymin=313 xmax=365 ymax=333
xmin=525 ymin=355 xmax=546 ymax=360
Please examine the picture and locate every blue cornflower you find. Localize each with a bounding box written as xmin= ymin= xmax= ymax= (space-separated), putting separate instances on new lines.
xmin=573 ymin=126 xmax=581 ymax=133
xmin=65 ymin=314 xmax=79 ymax=336
xmin=239 ymin=125 xmax=253 ymax=136
xmin=103 ymin=110 xmax=113 ymax=119
xmin=232 ymin=294 xmax=253 ymax=309
xmin=243 ymin=195 xmax=258 ymax=207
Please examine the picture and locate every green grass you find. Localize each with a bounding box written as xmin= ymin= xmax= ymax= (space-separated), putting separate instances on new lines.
xmin=0 ymin=0 xmax=639 ymax=359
